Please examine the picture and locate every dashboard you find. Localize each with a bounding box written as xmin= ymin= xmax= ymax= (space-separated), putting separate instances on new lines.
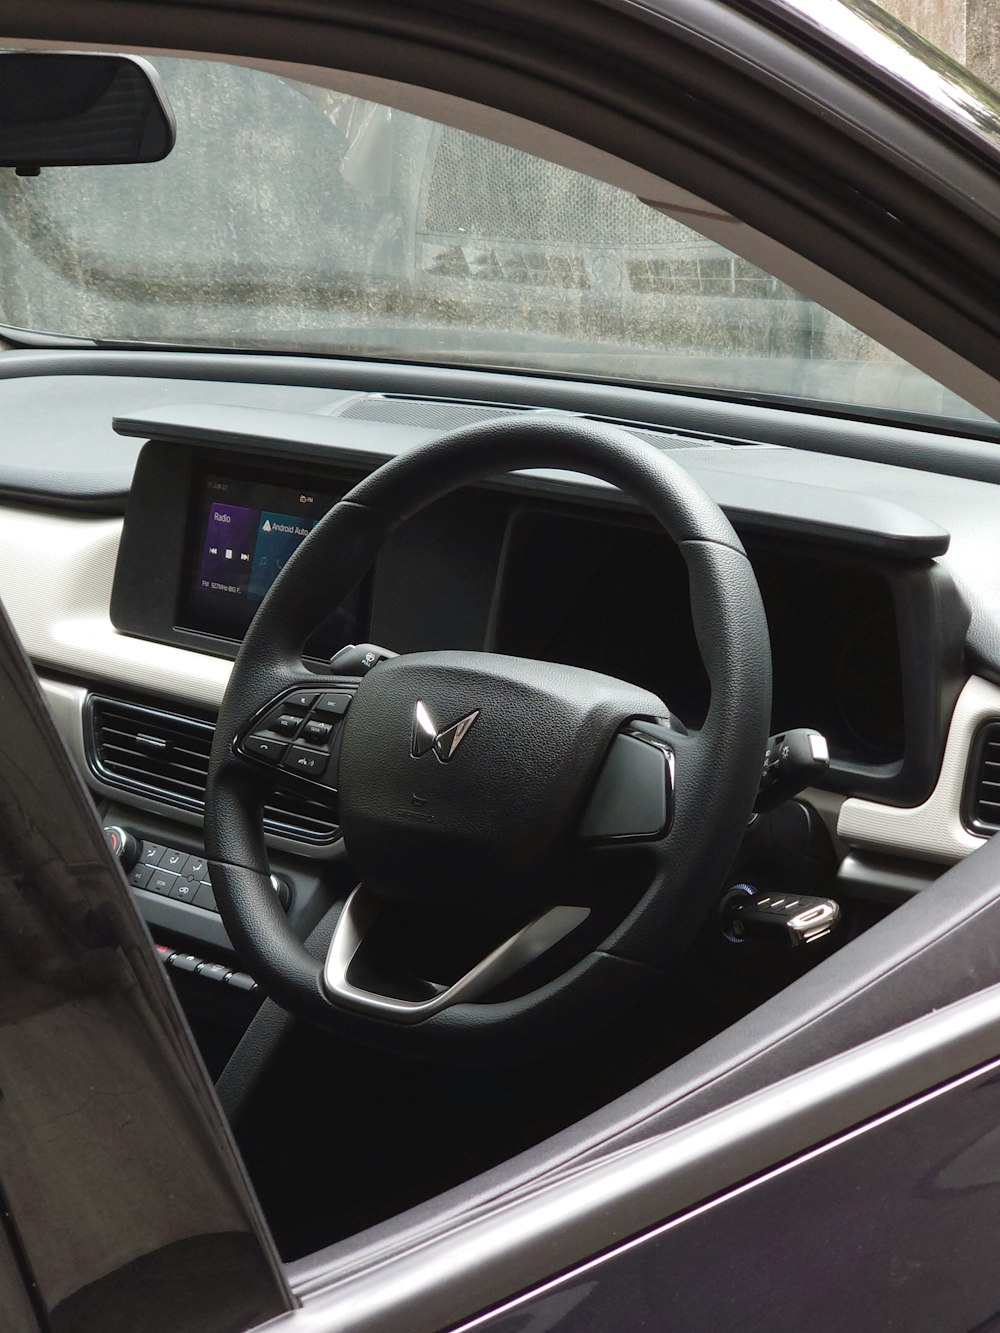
xmin=3 ymin=352 xmax=1000 ymax=979
xmin=112 ymin=432 xmax=956 ymax=797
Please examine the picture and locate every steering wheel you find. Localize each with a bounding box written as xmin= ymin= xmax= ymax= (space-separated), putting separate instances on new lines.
xmin=204 ymin=417 xmax=771 ymax=1061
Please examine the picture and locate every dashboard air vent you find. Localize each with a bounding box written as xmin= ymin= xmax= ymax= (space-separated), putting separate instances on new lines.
xmin=965 ymin=722 xmax=1000 ymax=836
xmin=86 ymin=695 xmax=338 ymax=845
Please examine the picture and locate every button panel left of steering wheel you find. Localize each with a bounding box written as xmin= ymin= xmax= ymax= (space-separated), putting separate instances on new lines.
xmin=237 ymin=686 xmax=355 ymax=791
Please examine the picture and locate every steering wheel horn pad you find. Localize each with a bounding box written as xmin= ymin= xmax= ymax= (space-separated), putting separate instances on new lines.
xmin=338 ymin=650 xmax=669 ymax=921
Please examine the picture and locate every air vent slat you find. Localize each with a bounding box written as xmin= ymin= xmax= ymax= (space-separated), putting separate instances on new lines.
xmin=265 ymin=807 xmax=335 ymax=833
xmin=87 ymin=695 xmax=337 ymax=845
xmin=967 ymin=722 xmax=1000 ymax=837
xmin=100 ymin=742 xmax=208 ymax=777
xmin=98 ymin=717 xmax=211 ymax=745
xmin=101 ymin=757 xmax=205 ymax=791
xmin=98 ymin=741 xmax=211 ymax=769
xmin=97 ymin=706 xmax=212 ymax=736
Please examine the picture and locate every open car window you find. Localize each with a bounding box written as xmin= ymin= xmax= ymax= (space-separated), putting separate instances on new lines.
xmin=0 ymin=55 xmax=991 ymax=430
xmin=3 ymin=3 xmax=1000 ymax=1328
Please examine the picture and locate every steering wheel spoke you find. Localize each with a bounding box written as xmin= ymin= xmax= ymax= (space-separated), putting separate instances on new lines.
xmin=322 ymin=886 xmax=590 ymax=1023
xmin=577 ymin=718 xmax=688 ymax=845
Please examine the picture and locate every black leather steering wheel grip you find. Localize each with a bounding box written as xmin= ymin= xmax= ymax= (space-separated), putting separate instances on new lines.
xmin=204 ymin=416 xmax=772 ymax=1060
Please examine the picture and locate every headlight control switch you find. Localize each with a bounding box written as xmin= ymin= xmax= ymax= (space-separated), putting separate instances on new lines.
xmin=755 ymin=728 xmax=830 ymax=813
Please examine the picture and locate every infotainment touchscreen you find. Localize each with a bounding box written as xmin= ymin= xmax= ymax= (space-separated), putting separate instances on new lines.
xmin=180 ymin=471 xmax=368 ymax=655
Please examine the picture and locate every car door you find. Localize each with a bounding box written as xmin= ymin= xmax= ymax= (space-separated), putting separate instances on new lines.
xmin=5 ymin=544 xmax=1000 ymax=1333
xmin=0 ymin=595 xmax=292 ymax=1333
xmin=442 ymin=988 xmax=1000 ymax=1332
xmin=2 ymin=2 xmax=1000 ymax=1331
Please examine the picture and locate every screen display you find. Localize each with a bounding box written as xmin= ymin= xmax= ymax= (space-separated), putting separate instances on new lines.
xmin=180 ymin=471 xmax=368 ymax=655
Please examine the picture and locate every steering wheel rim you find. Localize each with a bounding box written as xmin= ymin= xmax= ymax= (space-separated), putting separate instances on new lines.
xmin=204 ymin=416 xmax=771 ymax=1061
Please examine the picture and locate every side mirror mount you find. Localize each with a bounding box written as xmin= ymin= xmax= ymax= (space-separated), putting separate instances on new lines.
xmin=0 ymin=52 xmax=175 ymax=174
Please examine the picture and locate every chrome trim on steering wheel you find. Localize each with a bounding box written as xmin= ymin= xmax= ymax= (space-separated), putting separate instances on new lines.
xmin=322 ymin=887 xmax=590 ymax=1022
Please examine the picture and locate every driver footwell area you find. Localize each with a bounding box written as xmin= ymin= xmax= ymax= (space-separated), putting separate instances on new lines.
xmin=222 ymin=939 xmax=830 ymax=1261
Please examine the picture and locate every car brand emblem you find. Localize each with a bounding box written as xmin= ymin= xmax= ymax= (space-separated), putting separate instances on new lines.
xmin=411 ymin=700 xmax=480 ymax=762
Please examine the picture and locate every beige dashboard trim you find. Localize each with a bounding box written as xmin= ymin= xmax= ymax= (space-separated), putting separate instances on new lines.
xmin=8 ymin=508 xmax=993 ymax=873
xmin=838 ymin=675 xmax=997 ymax=865
xmin=38 ymin=675 xmax=344 ymax=860
xmin=2 ymin=508 xmax=230 ymax=708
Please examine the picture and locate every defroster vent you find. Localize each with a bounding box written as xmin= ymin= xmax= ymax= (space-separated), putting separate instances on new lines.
xmin=86 ymin=695 xmax=338 ymax=845
xmin=965 ymin=721 xmax=1000 ymax=836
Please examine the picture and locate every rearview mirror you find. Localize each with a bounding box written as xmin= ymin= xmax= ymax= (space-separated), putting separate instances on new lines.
xmin=0 ymin=53 xmax=175 ymax=173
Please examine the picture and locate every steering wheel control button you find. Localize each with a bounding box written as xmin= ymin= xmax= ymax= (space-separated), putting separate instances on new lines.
xmin=314 ymin=691 xmax=352 ymax=718
xmin=282 ymin=745 xmax=328 ymax=777
xmin=579 ymin=730 xmax=672 ymax=841
xmin=235 ymin=686 xmax=357 ymax=785
xmin=243 ymin=734 xmax=288 ymax=764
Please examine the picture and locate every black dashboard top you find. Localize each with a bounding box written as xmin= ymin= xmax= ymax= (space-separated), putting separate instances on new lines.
xmin=110 ymin=401 xmax=950 ymax=560
xmin=0 ymin=368 xmax=345 ymax=509
xmin=9 ymin=350 xmax=1000 ymax=687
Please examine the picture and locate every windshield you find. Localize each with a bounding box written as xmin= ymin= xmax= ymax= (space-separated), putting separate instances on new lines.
xmin=0 ymin=55 xmax=991 ymax=430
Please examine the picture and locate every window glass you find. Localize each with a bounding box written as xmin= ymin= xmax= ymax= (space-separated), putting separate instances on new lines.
xmin=0 ymin=56 xmax=990 ymax=428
